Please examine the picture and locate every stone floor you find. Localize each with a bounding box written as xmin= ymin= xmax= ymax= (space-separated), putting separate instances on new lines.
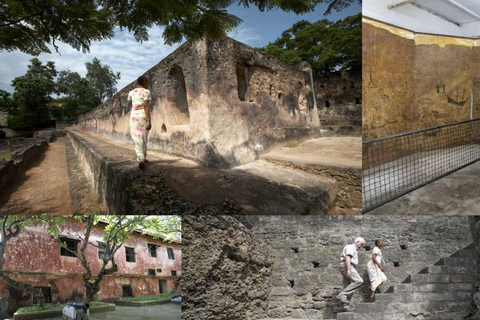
xmin=30 ymin=304 xmax=181 ymax=320
xmin=0 ymin=137 xmax=72 ymax=215
xmin=368 ymin=160 xmax=480 ymax=215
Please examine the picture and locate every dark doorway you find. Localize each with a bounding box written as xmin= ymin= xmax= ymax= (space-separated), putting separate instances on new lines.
xmin=33 ymin=287 xmax=52 ymax=304
xmin=159 ymin=280 xmax=168 ymax=294
xmin=122 ymin=285 xmax=133 ymax=297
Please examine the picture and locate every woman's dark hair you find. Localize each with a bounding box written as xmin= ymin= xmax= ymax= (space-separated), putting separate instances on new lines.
xmin=137 ymin=75 xmax=149 ymax=87
xmin=375 ymin=239 xmax=382 ymax=246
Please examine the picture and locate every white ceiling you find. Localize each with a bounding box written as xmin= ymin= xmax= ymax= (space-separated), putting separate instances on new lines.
xmin=364 ymin=0 xmax=480 ymax=37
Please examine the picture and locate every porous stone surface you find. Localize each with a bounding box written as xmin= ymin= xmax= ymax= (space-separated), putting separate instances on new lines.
xmin=314 ymin=69 xmax=361 ymax=127
xmin=249 ymin=216 xmax=473 ymax=319
xmin=67 ymin=129 xmax=337 ymax=215
xmin=75 ymin=37 xmax=321 ymax=168
xmin=182 ymin=215 xmax=274 ymax=320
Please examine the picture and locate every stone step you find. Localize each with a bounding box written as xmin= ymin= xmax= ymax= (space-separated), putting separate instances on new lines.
xmin=336 ymin=312 xmax=355 ymax=320
xmin=67 ymin=129 xmax=338 ymax=214
xmin=409 ymin=273 xmax=475 ymax=284
xmin=419 ymin=265 xmax=476 ymax=275
xmin=436 ymin=256 xmax=476 ymax=267
xmin=352 ymin=312 xmax=405 ymax=320
xmin=260 ymin=137 xmax=361 ymax=211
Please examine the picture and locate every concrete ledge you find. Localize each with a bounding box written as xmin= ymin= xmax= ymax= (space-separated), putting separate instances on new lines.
xmin=114 ymin=299 xmax=170 ymax=307
xmin=13 ymin=303 xmax=115 ymax=320
xmin=67 ymin=129 xmax=337 ymax=214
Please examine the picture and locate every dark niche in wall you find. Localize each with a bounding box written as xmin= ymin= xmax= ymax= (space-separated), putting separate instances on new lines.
xmin=168 ymin=65 xmax=190 ymax=123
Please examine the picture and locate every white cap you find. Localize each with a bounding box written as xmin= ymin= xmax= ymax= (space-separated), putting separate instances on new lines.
xmin=354 ymin=237 xmax=365 ymax=244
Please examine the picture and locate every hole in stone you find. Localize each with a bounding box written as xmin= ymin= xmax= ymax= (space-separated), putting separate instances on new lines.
xmin=400 ymin=244 xmax=407 ymax=250
xmin=278 ymin=93 xmax=283 ymax=100
xmin=312 ymin=261 xmax=320 ymax=268
xmin=291 ymin=247 xmax=299 ymax=253
xmin=355 ymin=97 xmax=361 ymax=104
xmin=288 ymin=279 xmax=294 ymax=288
xmin=320 ymin=84 xmax=325 ymax=91
xmin=393 ymin=261 xmax=400 ymax=267
xmin=364 ymin=245 xmax=371 ymax=251
xmin=161 ymin=124 xmax=167 ymax=133
xmin=325 ymin=100 xmax=331 ymax=108
xmin=236 ymin=60 xmax=248 ymax=101
xmin=168 ymin=65 xmax=190 ymax=121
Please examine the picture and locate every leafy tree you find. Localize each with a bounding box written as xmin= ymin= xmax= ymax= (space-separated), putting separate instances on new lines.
xmin=55 ymin=70 xmax=97 ymax=118
xmin=316 ymin=0 xmax=361 ymax=15
xmin=8 ymin=58 xmax=57 ymax=129
xmin=0 ymin=0 xmax=358 ymax=55
xmin=258 ymin=13 xmax=361 ymax=75
xmin=0 ymin=90 xmax=13 ymax=114
xmin=85 ymin=58 xmax=120 ymax=106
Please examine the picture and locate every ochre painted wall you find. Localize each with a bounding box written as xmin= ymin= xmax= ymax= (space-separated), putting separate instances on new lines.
xmin=363 ymin=18 xmax=480 ymax=140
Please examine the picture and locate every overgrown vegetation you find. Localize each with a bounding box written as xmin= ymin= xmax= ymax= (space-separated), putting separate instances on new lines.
xmin=16 ymin=302 xmax=107 ymax=314
xmin=119 ymin=293 xmax=174 ymax=302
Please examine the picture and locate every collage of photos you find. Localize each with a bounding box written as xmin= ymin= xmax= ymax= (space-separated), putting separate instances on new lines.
xmin=0 ymin=0 xmax=479 ymax=319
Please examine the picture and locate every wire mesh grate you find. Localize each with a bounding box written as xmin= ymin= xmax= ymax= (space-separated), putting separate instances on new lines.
xmin=363 ymin=118 xmax=480 ymax=213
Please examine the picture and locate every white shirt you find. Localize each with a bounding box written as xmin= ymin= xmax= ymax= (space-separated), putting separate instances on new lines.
xmin=341 ymin=243 xmax=359 ymax=266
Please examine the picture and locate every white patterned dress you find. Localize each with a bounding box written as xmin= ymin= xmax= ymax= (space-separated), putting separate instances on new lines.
xmin=367 ymin=247 xmax=388 ymax=291
xmin=127 ymin=87 xmax=151 ymax=161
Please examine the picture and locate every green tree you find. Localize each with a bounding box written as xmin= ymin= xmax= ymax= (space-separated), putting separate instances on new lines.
xmin=85 ymin=58 xmax=120 ymax=106
xmin=0 ymin=0 xmax=358 ymax=55
xmin=56 ymin=70 xmax=97 ymax=118
xmin=259 ymin=13 xmax=361 ymax=75
xmin=9 ymin=58 xmax=57 ymax=129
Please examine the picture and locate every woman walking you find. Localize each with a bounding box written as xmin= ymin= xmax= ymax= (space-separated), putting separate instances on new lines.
xmin=367 ymin=239 xmax=388 ymax=299
xmin=128 ymin=75 xmax=152 ymax=168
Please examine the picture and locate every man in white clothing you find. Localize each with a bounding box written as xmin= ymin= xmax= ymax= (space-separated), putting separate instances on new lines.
xmin=337 ymin=237 xmax=365 ymax=305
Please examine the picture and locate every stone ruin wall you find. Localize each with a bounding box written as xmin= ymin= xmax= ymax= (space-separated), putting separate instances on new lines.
xmin=314 ymin=69 xmax=362 ymax=127
xmin=75 ymin=37 xmax=321 ymax=168
xmin=182 ymin=215 xmax=274 ymax=320
xmin=249 ymin=215 xmax=473 ymax=319
xmin=363 ymin=18 xmax=480 ymax=141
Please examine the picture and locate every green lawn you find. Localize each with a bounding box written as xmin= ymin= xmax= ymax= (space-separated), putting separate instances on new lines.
xmin=119 ymin=293 xmax=174 ymax=302
xmin=16 ymin=302 xmax=106 ymax=313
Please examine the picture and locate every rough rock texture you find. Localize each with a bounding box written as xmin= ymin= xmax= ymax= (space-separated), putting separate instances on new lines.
xmin=182 ymin=215 xmax=274 ymax=320
xmin=250 ymin=216 xmax=472 ymax=319
xmin=363 ymin=19 xmax=480 ymax=140
xmin=67 ymin=129 xmax=337 ymax=215
xmin=75 ymin=37 xmax=321 ymax=168
xmin=314 ymin=69 xmax=361 ymax=126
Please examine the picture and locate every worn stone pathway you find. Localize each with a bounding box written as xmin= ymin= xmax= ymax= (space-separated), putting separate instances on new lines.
xmin=0 ymin=137 xmax=72 ymax=215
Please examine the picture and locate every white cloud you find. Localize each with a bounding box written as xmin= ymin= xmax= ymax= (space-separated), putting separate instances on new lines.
xmin=228 ymin=27 xmax=262 ymax=45
xmin=0 ymin=26 xmax=180 ymax=93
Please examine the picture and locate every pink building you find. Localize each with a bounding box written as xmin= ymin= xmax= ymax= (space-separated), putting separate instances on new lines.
xmin=0 ymin=218 xmax=181 ymax=313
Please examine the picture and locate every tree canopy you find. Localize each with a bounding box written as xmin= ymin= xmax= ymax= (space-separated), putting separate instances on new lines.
xmin=0 ymin=0 xmax=359 ymax=55
xmin=258 ymin=13 xmax=361 ymax=75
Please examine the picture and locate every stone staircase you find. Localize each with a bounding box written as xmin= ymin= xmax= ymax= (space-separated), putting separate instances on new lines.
xmin=337 ymin=245 xmax=477 ymax=320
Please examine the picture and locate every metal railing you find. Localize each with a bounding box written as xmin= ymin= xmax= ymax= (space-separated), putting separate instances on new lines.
xmin=363 ymin=118 xmax=480 ymax=213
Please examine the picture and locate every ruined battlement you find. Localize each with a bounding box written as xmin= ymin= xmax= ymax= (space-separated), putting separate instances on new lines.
xmin=75 ymin=37 xmax=320 ymax=168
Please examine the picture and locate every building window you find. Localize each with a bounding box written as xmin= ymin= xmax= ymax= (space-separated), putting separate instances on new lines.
xmin=157 ymin=268 xmax=162 ymax=274
xmin=98 ymin=243 xmax=110 ymax=259
xmin=148 ymin=244 xmax=157 ymax=258
xmin=125 ymin=247 xmax=135 ymax=263
xmin=171 ymin=270 xmax=177 ymax=277
xmin=167 ymin=247 xmax=175 ymax=260
xmin=60 ymin=237 xmax=78 ymax=257
xmin=122 ymin=285 xmax=133 ymax=297
xmin=148 ymin=269 xmax=156 ymax=276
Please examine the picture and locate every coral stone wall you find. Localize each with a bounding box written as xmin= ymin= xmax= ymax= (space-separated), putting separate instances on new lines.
xmin=182 ymin=215 xmax=274 ymax=320
xmin=250 ymin=215 xmax=473 ymax=319
xmin=75 ymin=37 xmax=321 ymax=168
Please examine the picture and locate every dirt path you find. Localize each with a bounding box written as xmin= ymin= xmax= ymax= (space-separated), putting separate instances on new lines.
xmin=0 ymin=137 xmax=72 ymax=215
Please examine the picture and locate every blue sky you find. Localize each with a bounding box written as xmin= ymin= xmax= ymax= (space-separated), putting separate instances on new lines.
xmin=0 ymin=2 xmax=361 ymax=94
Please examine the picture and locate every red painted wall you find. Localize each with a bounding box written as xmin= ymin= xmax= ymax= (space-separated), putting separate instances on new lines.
xmin=0 ymin=219 xmax=181 ymax=313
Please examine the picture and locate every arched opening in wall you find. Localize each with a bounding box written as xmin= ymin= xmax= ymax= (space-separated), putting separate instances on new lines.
xmin=167 ymin=65 xmax=190 ymax=125
xmin=325 ymin=100 xmax=331 ymax=108
xmin=356 ymin=97 xmax=361 ymax=105
xmin=236 ymin=60 xmax=248 ymax=101
xmin=161 ymin=124 xmax=167 ymax=133
xmin=285 ymin=93 xmax=298 ymax=117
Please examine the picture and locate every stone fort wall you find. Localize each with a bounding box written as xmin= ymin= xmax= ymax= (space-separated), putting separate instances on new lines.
xmin=75 ymin=37 xmax=320 ymax=168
